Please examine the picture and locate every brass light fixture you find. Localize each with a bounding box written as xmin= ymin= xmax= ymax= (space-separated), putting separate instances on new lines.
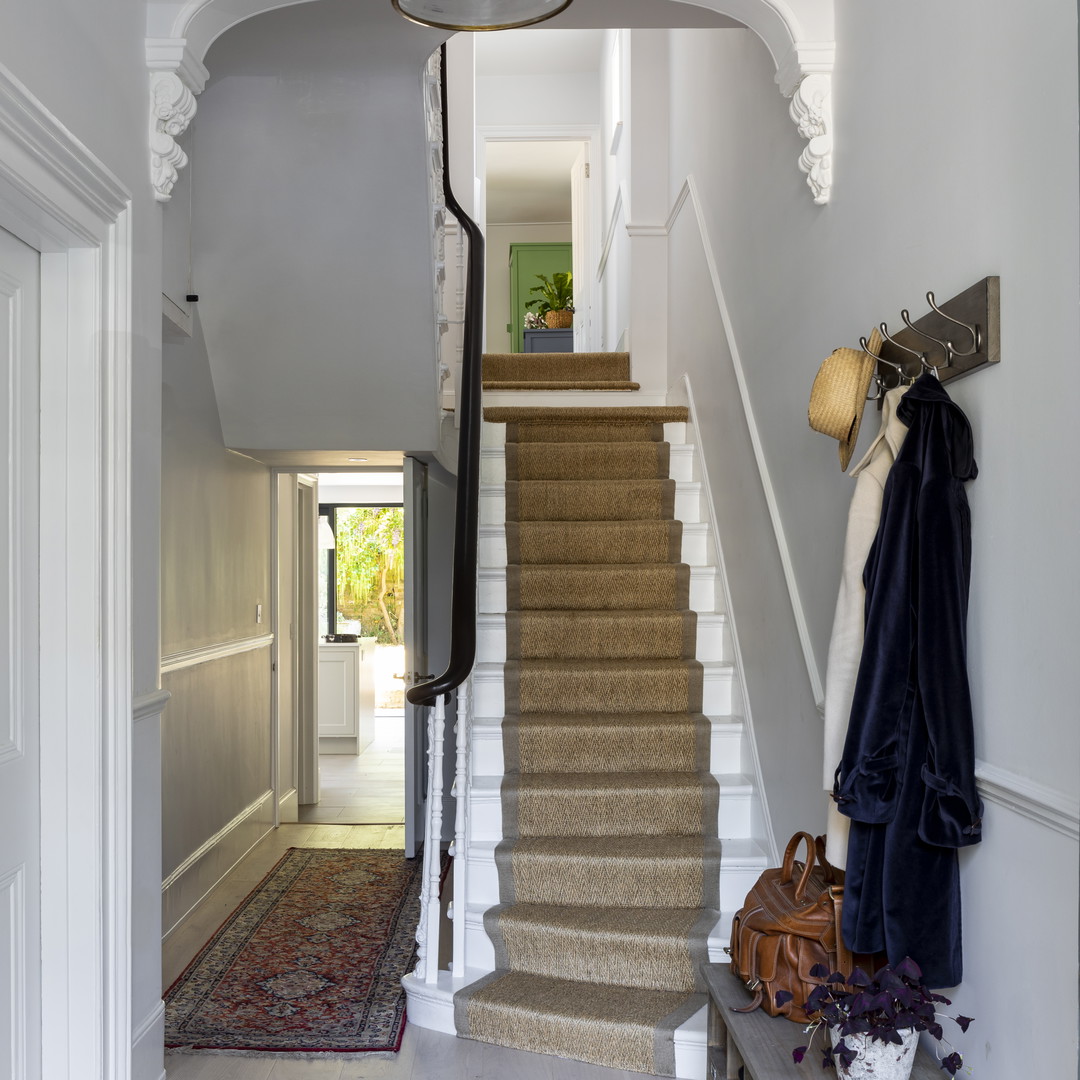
xmin=392 ymin=0 xmax=573 ymax=31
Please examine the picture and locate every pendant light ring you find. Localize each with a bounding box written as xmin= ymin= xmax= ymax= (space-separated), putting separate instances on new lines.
xmin=392 ymin=0 xmax=574 ymax=32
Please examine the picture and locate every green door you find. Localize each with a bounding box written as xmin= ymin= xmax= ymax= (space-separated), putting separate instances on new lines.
xmin=509 ymin=242 xmax=572 ymax=353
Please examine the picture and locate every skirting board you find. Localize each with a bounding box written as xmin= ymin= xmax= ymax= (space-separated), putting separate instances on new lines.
xmin=161 ymin=789 xmax=274 ymax=938
xmin=278 ymin=786 xmax=298 ymax=823
xmin=131 ymin=1000 xmax=165 ymax=1080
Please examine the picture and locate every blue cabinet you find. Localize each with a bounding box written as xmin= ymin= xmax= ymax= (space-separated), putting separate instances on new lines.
xmin=524 ymin=328 xmax=574 ymax=353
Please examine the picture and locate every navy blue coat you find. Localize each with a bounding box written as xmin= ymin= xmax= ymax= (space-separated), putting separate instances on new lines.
xmin=833 ymin=373 xmax=983 ymax=988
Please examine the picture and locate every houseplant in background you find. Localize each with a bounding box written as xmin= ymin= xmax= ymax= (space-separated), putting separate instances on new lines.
xmin=777 ymin=958 xmax=973 ymax=1079
xmin=525 ymin=270 xmax=574 ymax=328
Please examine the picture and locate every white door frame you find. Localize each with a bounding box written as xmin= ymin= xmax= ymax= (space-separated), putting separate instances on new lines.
xmin=294 ymin=474 xmax=320 ymax=806
xmin=477 ymin=124 xmax=603 ymax=353
xmin=0 ymin=64 xmax=134 ymax=1080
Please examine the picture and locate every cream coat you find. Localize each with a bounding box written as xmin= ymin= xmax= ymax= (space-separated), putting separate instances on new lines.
xmin=822 ymin=386 xmax=909 ymax=868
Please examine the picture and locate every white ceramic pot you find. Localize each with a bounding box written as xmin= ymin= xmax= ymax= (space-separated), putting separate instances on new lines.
xmin=830 ymin=1028 xmax=919 ymax=1080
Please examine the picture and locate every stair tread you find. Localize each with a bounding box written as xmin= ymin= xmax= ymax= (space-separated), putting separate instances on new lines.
xmin=508 ymin=656 xmax=703 ymax=671
xmin=485 ymin=405 xmax=689 ymax=422
xmin=485 ymin=380 xmax=640 ymax=390
xmin=469 ymin=836 xmax=766 ymax=860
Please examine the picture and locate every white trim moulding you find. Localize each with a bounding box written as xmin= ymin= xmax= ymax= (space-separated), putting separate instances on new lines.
xmin=597 ymin=183 xmax=625 ymax=284
xmin=976 ymin=761 xmax=1080 ymax=841
xmin=161 ymin=633 xmax=275 ymax=674
xmin=160 ymin=789 xmax=274 ymax=895
xmin=132 ymin=689 xmax=171 ymax=724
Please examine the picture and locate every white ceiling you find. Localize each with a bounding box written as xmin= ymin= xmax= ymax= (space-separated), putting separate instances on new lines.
xmin=317 ymin=472 xmax=405 ymax=487
xmin=486 ymin=140 xmax=583 ymax=223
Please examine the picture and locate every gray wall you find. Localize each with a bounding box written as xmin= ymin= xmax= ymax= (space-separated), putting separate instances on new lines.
xmin=660 ymin=12 xmax=1078 ymax=1077
xmin=161 ymin=315 xmax=275 ymax=932
xmin=189 ymin=1 xmax=447 ymax=453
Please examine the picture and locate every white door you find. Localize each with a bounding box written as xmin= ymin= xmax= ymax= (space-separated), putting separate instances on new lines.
xmin=570 ymin=146 xmax=591 ymax=353
xmin=403 ymin=457 xmax=429 ymax=858
xmin=0 ymin=226 xmax=41 ymax=1079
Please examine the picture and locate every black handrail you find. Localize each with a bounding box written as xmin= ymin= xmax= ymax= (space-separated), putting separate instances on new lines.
xmin=407 ymin=43 xmax=485 ymax=708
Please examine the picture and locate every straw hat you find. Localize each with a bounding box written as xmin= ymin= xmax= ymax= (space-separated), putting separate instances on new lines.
xmin=808 ymin=328 xmax=881 ymax=471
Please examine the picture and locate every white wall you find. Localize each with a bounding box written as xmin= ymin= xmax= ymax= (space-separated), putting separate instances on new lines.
xmin=190 ymin=1 xmax=448 ymax=453
xmin=599 ymin=29 xmax=632 ymax=351
xmin=476 ymin=72 xmax=602 ymax=128
xmin=659 ymin=10 xmax=1078 ymax=1077
xmin=0 ymin=1 xmax=166 ymax=1073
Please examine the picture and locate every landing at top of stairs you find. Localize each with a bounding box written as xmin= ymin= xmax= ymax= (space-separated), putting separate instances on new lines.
xmin=482 ymin=351 xmax=639 ymax=392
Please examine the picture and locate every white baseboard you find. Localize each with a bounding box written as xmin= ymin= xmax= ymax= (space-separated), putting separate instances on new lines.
xmin=161 ymin=789 xmax=274 ymax=938
xmin=278 ymin=786 xmax=298 ymax=823
xmin=131 ymin=999 xmax=165 ymax=1080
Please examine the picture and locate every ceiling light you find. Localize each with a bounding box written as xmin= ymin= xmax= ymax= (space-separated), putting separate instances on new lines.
xmin=348 ymin=457 xmax=369 ymax=462
xmin=392 ymin=0 xmax=573 ymax=31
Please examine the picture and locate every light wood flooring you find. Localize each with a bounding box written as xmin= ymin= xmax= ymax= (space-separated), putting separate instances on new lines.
xmin=298 ymin=713 xmax=405 ymax=825
xmin=163 ymin=822 xmax=656 ymax=1080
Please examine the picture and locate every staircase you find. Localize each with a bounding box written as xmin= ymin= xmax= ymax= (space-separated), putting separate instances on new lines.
xmin=404 ymin=351 xmax=769 ymax=1079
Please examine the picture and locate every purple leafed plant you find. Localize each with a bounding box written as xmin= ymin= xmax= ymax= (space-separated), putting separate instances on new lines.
xmin=775 ymin=957 xmax=973 ymax=1076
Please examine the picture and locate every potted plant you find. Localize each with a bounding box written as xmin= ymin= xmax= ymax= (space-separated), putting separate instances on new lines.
xmin=776 ymin=958 xmax=973 ymax=1079
xmin=525 ymin=271 xmax=574 ymax=328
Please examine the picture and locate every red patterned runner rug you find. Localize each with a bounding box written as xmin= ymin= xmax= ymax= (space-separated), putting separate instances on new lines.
xmin=165 ymin=848 xmax=430 ymax=1054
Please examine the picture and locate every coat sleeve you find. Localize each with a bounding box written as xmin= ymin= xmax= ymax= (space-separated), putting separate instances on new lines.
xmin=914 ymin=468 xmax=983 ymax=849
xmin=833 ymin=467 xmax=919 ymax=825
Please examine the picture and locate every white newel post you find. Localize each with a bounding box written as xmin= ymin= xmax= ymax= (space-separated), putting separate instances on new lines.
xmin=450 ymin=680 xmax=471 ymax=974
xmin=415 ymin=695 xmax=446 ymax=984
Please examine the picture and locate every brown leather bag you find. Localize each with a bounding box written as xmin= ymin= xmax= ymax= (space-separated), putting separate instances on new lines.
xmin=726 ymin=831 xmax=885 ymax=1023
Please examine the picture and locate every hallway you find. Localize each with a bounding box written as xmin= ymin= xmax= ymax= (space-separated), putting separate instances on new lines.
xmin=162 ymin=823 xmax=655 ymax=1080
xmin=299 ymin=713 xmax=407 ymax=825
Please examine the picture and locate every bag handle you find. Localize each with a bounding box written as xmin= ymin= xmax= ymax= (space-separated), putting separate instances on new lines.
xmin=779 ymin=831 xmax=818 ymax=902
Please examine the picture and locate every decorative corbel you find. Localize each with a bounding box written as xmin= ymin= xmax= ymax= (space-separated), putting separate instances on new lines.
xmin=788 ymin=73 xmax=832 ymax=205
xmin=147 ymin=39 xmax=208 ymax=202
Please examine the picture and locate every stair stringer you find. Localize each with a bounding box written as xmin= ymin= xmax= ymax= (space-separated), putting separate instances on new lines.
xmin=666 ymin=376 xmax=778 ymax=869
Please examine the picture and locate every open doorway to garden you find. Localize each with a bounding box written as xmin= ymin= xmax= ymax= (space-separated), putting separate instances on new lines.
xmin=303 ymin=472 xmax=407 ymax=825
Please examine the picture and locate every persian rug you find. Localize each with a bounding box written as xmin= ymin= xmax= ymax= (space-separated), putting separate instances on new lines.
xmin=165 ymin=847 xmax=429 ymax=1054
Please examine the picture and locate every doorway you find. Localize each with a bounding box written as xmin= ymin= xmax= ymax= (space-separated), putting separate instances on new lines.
xmin=481 ymin=136 xmax=599 ymax=354
xmin=303 ymin=472 xmax=407 ymax=826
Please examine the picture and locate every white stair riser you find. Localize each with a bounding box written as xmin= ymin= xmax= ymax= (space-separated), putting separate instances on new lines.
xmin=480 ymin=444 xmax=695 ymax=485
xmin=472 ymin=665 xmax=733 ymax=720
xmin=466 ymin=781 xmax=752 ymax=844
xmin=476 ymin=612 xmax=728 ymax=665
xmin=482 ymin=421 xmax=688 ymax=448
xmin=478 ymin=565 xmax=719 ymax=615
xmin=478 ymin=520 xmax=711 ymax=569
xmin=480 ymin=482 xmax=703 ymax=526
xmin=469 ymin=720 xmax=745 ymax=777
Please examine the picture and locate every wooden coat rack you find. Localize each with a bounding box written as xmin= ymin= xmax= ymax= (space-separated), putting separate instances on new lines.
xmin=872 ymin=277 xmax=1000 ymax=401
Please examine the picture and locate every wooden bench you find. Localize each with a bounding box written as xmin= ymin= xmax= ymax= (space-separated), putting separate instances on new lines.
xmin=703 ymin=964 xmax=944 ymax=1080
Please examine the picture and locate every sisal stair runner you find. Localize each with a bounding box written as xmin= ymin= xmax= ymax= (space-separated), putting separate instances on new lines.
xmin=456 ymin=404 xmax=719 ymax=1076
xmin=483 ymin=351 xmax=640 ymax=391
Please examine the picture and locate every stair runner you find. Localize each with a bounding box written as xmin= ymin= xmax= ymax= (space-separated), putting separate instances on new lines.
xmin=483 ymin=351 xmax=640 ymax=391
xmin=456 ymin=404 xmax=720 ymax=1076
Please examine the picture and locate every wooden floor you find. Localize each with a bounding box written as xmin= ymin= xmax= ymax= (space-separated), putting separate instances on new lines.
xmin=163 ymin=826 xmax=657 ymax=1080
xmin=298 ymin=713 xmax=406 ymax=825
